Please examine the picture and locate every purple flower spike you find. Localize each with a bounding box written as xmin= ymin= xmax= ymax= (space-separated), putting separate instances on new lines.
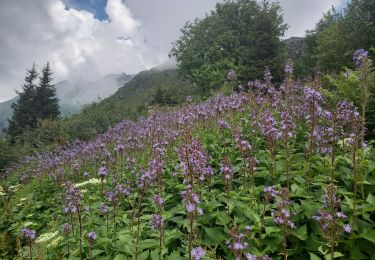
xmin=153 ymin=194 xmax=164 ymax=206
xmin=88 ymin=231 xmax=97 ymax=244
xmin=186 ymin=203 xmax=196 ymax=213
xmin=151 ymin=214 xmax=164 ymax=230
xmin=99 ymin=203 xmax=109 ymax=214
xmin=61 ymin=223 xmax=72 ymax=236
xmin=284 ymin=61 xmax=294 ymax=74
xmin=344 ymin=224 xmax=351 ymax=233
xmin=245 ymin=254 xmax=258 ymax=260
xmin=227 ymin=69 xmax=237 ymax=81
xmin=191 ymin=246 xmax=205 ymax=260
xmin=99 ymin=166 xmax=108 ymax=178
xmin=353 ymin=49 xmax=368 ymax=67
xmin=22 ymin=227 xmax=36 ymax=240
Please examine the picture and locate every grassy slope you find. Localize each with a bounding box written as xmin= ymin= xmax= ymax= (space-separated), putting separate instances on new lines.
xmin=60 ymin=68 xmax=197 ymax=140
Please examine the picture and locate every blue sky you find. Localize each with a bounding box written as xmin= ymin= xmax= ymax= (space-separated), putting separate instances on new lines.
xmin=63 ymin=0 xmax=109 ymax=20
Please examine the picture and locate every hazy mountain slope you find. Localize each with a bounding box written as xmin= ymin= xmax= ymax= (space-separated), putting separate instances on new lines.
xmin=0 ymin=96 xmax=18 ymax=130
xmin=109 ymin=69 xmax=179 ymax=104
xmin=0 ymin=73 xmax=132 ymax=130
xmin=60 ymin=68 xmax=198 ymax=140
xmin=284 ymin=37 xmax=305 ymax=60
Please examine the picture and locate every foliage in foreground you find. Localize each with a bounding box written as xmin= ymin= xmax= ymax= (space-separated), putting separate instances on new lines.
xmin=1 ymin=57 xmax=374 ymax=260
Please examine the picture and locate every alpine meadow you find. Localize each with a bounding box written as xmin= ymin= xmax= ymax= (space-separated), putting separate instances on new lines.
xmin=0 ymin=0 xmax=375 ymax=260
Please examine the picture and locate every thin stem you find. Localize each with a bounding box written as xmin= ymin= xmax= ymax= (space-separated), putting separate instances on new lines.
xmin=29 ymin=240 xmax=32 ymax=260
xmin=77 ymin=208 xmax=83 ymax=260
xmin=330 ymin=117 xmax=336 ymax=183
xmin=285 ymin=141 xmax=290 ymax=189
xmin=188 ymin=212 xmax=194 ymax=260
xmin=135 ymin=191 xmax=144 ymax=260
xmin=352 ymin=146 xmax=358 ymax=228
xmin=283 ymin=232 xmax=288 ymax=260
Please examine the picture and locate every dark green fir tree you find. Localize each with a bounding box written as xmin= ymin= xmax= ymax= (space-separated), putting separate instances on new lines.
xmin=35 ymin=62 xmax=60 ymax=120
xmin=7 ymin=63 xmax=38 ymax=140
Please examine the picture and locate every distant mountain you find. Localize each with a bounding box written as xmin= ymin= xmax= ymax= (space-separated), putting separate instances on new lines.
xmin=56 ymin=72 xmax=133 ymax=115
xmin=58 ymin=67 xmax=198 ymax=140
xmin=284 ymin=37 xmax=305 ymax=61
xmin=0 ymin=73 xmax=132 ymax=130
xmin=0 ymin=97 xmax=18 ymax=130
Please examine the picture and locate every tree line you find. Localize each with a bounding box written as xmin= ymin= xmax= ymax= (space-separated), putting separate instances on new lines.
xmin=294 ymin=0 xmax=375 ymax=76
xmin=170 ymin=0 xmax=287 ymax=90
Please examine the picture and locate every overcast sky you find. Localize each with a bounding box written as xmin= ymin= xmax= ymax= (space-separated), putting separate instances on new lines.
xmin=0 ymin=0 xmax=349 ymax=102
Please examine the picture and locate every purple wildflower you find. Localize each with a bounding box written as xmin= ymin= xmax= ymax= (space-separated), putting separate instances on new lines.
xmin=284 ymin=61 xmax=294 ymax=74
xmin=87 ymin=231 xmax=97 ymax=245
xmin=99 ymin=203 xmax=109 ymax=214
xmin=98 ymin=166 xmax=108 ymax=179
xmin=62 ymin=223 xmax=72 ymax=236
xmin=246 ymin=254 xmax=258 ymax=260
xmin=186 ymin=203 xmax=196 ymax=213
xmin=353 ymin=49 xmax=368 ymax=67
xmin=153 ymin=194 xmax=164 ymax=206
xmin=344 ymin=224 xmax=351 ymax=233
xmin=22 ymin=227 xmax=36 ymax=240
xmin=191 ymin=247 xmax=205 ymax=260
xmin=227 ymin=69 xmax=237 ymax=81
xmin=151 ymin=214 xmax=164 ymax=230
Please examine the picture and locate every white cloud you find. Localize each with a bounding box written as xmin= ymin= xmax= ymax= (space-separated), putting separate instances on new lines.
xmin=279 ymin=0 xmax=343 ymax=37
xmin=0 ymin=0 xmax=345 ymax=102
xmin=0 ymin=0 xmax=156 ymax=102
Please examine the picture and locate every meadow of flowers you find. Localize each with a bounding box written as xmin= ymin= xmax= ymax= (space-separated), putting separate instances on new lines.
xmin=0 ymin=51 xmax=374 ymax=260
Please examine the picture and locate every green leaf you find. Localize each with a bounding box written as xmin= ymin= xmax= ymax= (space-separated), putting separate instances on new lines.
xmin=359 ymin=229 xmax=375 ymax=244
xmin=309 ymin=252 xmax=321 ymax=260
xmin=202 ymin=227 xmax=226 ymax=245
xmin=114 ymin=254 xmax=127 ymax=260
xmin=242 ymin=208 xmax=261 ymax=226
xmin=118 ymin=234 xmax=133 ymax=243
xmin=91 ymin=249 xmax=104 ymax=257
xmin=357 ymin=180 xmax=374 ymax=185
xmin=140 ymin=239 xmax=159 ymax=250
xmin=324 ymin=252 xmax=344 ymax=259
xmin=138 ymin=250 xmax=150 ymax=260
xmin=265 ymin=226 xmax=282 ymax=236
xmin=150 ymin=250 xmax=160 ymax=260
xmin=366 ymin=193 xmax=375 ymax=205
xmin=291 ymin=225 xmax=307 ymax=241
xmin=215 ymin=211 xmax=230 ymax=225
xmin=166 ymin=251 xmax=183 ymax=260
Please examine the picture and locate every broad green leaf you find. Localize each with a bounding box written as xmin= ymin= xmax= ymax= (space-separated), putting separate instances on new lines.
xmin=309 ymin=252 xmax=321 ymax=260
xmin=203 ymin=226 xmax=226 ymax=245
xmin=166 ymin=251 xmax=183 ymax=260
xmin=265 ymin=226 xmax=281 ymax=236
xmin=114 ymin=254 xmax=126 ymax=260
xmin=366 ymin=193 xmax=375 ymax=205
xmin=138 ymin=250 xmax=150 ymax=260
xmin=291 ymin=225 xmax=307 ymax=241
xmin=359 ymin=229 xmax=375 ymax=244
xmin=91 ymin=249 xmax=104 ymax=257
xmin=140 ymin=239 xmax=159 ymax=250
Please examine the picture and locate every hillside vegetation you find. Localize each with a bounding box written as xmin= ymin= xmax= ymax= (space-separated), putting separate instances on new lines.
xmin=1 ymin=61 xmax=374 ymax=259
xmin=0 ymin=0 xmax=374 ymax=259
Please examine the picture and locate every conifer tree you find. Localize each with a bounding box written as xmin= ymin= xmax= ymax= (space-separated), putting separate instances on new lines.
xmin=7 ymin=63 xmax=38 ymax=140
xmin=35 ymin=62 xmax=60 ymax=120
